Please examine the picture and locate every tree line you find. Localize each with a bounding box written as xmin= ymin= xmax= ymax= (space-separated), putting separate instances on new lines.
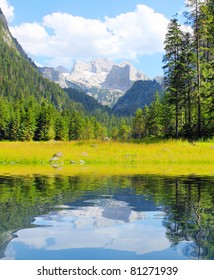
xmin=131 ymin=0 xmax=213 ymax=141
xmin=0 ymin=97 xmax=109 ymax=141
xmin=0 ymin=0 xmax=213 ymax=142
xmin=163 ymin=0 xmax=214 ymax=139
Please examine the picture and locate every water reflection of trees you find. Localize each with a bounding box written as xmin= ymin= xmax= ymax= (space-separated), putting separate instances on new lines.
xmin=0 ymin=174 xmax=214 ymax=259
xmin=128 ymin=175 xmax=214 ymax=259
xmin=161 ymin=178 xmax=214 ymax=259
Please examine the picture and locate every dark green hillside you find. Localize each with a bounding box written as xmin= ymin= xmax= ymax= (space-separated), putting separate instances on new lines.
xmin=0 ymin=9 xmax=111 ymax=141
xmin=0 ymin=14 xmax=71 ymax=109
xmin=64 ymin=88 xmax=113 ymax=115
xmin=113 ymin=80 xmax=163 ymax=116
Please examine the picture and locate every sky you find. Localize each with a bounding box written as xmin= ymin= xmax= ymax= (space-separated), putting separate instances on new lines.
xmin=0 ymin=0 xmax=186 ymax=78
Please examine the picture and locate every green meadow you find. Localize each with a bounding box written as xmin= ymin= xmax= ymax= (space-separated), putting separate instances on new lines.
xmin=0 ymin=140 xmax=213 ymax=176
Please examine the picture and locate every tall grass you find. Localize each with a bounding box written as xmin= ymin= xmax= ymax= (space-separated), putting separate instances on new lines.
xmin=0 ymin=140 xmax=213 ymax=176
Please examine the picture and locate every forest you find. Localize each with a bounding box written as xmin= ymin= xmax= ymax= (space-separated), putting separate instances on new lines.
xmin=0 ymin=0 xmax=213 ymax=142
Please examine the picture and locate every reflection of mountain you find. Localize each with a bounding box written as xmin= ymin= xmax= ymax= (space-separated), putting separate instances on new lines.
xmin=65 ymin=189 xmax=160 ymax=213
xmin=3 ymin=203 xmax=168 ymax=259
xmin=102 ymin=202 xmax=132 ymax=222
xmin=65 ymin=199 xmax=146 ymax=225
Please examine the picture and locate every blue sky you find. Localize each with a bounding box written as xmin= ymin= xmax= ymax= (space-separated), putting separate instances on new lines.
xmin=0 ymin=0 xmax=186 ymax=78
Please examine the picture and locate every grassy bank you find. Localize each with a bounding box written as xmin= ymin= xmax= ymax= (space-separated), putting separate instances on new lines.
xmin=0 ymin=140 xmax=214 ymax=176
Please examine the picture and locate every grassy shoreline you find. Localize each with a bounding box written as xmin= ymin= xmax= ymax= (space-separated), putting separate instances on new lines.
xmin=0 ymin=140 xmax=214 ymax=176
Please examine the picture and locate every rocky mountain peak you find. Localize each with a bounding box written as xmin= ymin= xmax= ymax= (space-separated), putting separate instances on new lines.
xmin=39 ymin=58 xmax=159 ymax=108
xmin=102 ymin=64 xmax=132 ymax=92
xmin=39 ymin=66 xmax=68 ymax=88
xmin=71 ymin=58 xmax=113 ymax=74
xmin=71 ymin=60 xmax=92 ymax=72
xmin=90 ymin=58 xmax=113 ymax=73
xmin=0 ymin=8 xmax=7 ymax=26
xmin=0 ymin=7 xmax=36 ymax=68
xmin=102 ymin=62 xmax=148 ymax=92
xmin=55 ymin=65 xmax=69 ymax=73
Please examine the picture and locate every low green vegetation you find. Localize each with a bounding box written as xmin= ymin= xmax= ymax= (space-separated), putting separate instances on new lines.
xmin=0 ymin=140 xmax=213 ymax=176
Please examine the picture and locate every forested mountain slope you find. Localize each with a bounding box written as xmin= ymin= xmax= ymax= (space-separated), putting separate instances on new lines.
xmin=113 ymin=80 xmax=163 ymax=116
xmin=0 ymin=8 xmax=73 ymax=109
xmin=0 ymin=8 xmax=113 ymax=141
xmin=64 ymin=88 xmax=113 ymax=115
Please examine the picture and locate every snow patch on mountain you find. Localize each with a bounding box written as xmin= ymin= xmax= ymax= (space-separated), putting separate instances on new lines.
xmin=66 ymin=58 xmax=148 ymax=93
xmin=39 ymin=58 xmax=152 ymax=107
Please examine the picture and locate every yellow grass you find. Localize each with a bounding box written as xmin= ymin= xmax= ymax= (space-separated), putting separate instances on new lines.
xmin=0 ymin=140 xmax=214 ymax=176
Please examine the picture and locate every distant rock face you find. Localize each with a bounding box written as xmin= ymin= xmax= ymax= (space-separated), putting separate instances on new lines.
xmin=102 ymin=63 xmax=148 ymax=92
xmin=0 ymin=8 xmax=7 ymax=26
xmin=66 ymin=59 xmax=111 ymax=89
xmin=0 ymin=8 xmax=13 ymax=47
xmin=55 ymin=65 xmax=69 ymax=73
xmin=39 ymin=67 xmax=68 ymax=88
xmin=38 ymin=58 xmax=164 ymax=108
xmin=40 ymin=58 xmax=150 ymax=107
xmin=0 ymin=8 xmax=37 ymax=68
xmin=67 ymin=59 xmax=148 ymax=92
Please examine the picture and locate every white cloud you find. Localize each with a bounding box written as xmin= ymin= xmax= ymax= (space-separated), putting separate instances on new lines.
xmin=10 ymin=22 xmax=50 ymax=55
xmin=105 ymin=5 xmax=169 ymax=57
xmin=0 ymin=0 xmax=14 ymax=22
xmin=10 ymin=4 xmax=169 ymax=67
xmin=3 ymin=206 xmax=170 ymax=259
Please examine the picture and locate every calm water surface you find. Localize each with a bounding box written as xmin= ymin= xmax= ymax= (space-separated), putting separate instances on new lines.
xmin=0 ymin=174 xmax=214 ymax=260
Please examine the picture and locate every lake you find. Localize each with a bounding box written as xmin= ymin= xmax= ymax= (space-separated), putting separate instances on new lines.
xmin=0 ymin=174 xmax=214 ymax=260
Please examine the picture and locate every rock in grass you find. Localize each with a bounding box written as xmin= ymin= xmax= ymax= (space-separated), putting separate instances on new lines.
xmin=103 ymin=137 xmax=111 ymax=141
xmin=51 ymin=163 xmax=63 ymax=170
xmin=91 ymin=144 xmax=98 ymax=147
xmin=50 ymin=152 xmax=63 ymax=162
xmin=53 ymin=152 xmax=63 ymax=158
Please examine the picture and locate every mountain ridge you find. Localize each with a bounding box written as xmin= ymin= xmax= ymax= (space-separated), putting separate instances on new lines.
xmin=0 ymin=8 xmax=36 ymax=68
xmin=39 ymin=58 xmax=152 ymax=107
xmin=1 ymin=7 xmax=163 ymax=118
xmin=113 ymin=80 xmax=163 ymax=115
xmin=0 ymin=8 xmax=117 ymax=141
xmin=0 ymin=8 xmax=7 ymax=25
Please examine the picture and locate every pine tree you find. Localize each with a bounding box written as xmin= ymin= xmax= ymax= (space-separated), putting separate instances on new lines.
xmin=54 ymin=114 xmax=68 ymax=141
xmin=118 ymin=121 xmax=132 ymax=141
xmin=68 ymin=111 xmax=85 ymax=140
xmin=142 ymin=105 xmax=150 ymax=137
xmin=132 ymin=108 xmax=145 ymax=139
xmin=204 ymin=0 xmax=214 ymax=135
xmin=163 ymin=18 xmax=184 ymax=138
xmin=19 ymin=98 xmax=37 ymax=141
xmin=8 ymin=100 xmax=21 ymax=141
xmin=0 ymin=97 xmax=10 ymax=140
xmin=184 ymin=0 xmax=213 ymax=137
xmin=161 ymin=92 xmax=175 ymax=137
xmin=34 ymin=101 xmax=55 ymax=141
xmin=179 ymin=32 xmax=196 ymax=137
xmin=93 ymin=118 xmax=107 ymax=139
xmin=147 ymin=93 xmax=163 ymax=137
